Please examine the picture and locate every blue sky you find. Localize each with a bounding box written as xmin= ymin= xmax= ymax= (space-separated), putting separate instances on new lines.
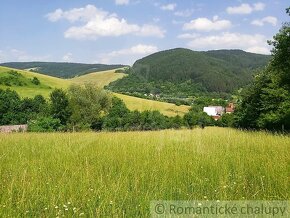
xmin=0 ymin=0 xmax=288 ymax=65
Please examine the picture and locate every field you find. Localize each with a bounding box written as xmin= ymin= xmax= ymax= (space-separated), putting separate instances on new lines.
xmin=0 ymin=66 xmax=189 ymax=116
xmin=70 ymin=69 xmax=126 ymax=88
xmin=0 ymin=127 xmax=288 ymax=217
xmin=114 ymin=93 xmax=190 ymax=116
xmin=0 ymin=66 xmax=70 ymax=98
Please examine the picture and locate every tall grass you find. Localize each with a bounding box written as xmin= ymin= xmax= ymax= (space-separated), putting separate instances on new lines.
xmin=0 ymin=127 xmax=289 ymax=217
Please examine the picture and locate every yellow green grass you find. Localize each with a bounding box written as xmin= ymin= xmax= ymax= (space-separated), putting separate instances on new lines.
xmin=0 ymin=66 xmax=190 ymax=116
xmin=0 ymin=128 xmax=288 ymax=217
xmin=114 ymin=93 xmax=190 ymax=116
xmin=70 ymin=69 xmax=126 ymax=88
xmin=0 ymin=66 xmax=70 ymax=98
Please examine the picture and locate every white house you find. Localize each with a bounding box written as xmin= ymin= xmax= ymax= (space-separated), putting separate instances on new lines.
xmin=203 ymin=106 xmax=225 ymax=116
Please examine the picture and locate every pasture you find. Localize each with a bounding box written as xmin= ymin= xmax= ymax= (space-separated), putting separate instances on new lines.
xmin=0 ymin=127 xmax=288 ymax=217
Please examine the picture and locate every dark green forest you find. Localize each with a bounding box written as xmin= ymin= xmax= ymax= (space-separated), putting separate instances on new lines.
xmin=107 ymin=49 xmax=270 ymax=100
xmin=0 ymin=62 xmax=126 ymax=78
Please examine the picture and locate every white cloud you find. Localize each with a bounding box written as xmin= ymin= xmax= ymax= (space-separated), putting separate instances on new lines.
xmin=108 ymin=44 xmax=158 ymax=56
xmin=186 ymin=32 xmax=270 ymax=54
xmin=100 ymin=44 xmax=158 ymax=64
xmin=160 ymin=3 xmax=177 ymax=11
xmin=253 ymin=2 xmax=266 ymax=11
xmin=62 ymin=52 xmax=73 ymax=62
xmin=136 ymin=25 xmax=165 ymax=37
xmin=47 ymin=5 xmax=165 ymax=39
xmin=115 ymin=0 xmax=129 ymax=5
xmin=251 ymin=16 xmax=278 ymax=26
xmin=0 ymin=49 xmax=51 ymax=63
xmin=183 ymin=17 xmax=232 ymax=32
xmin=177 ymin=33 xmax=200 ymax=39
xmin=174 ymin=9 xmax=194 ymax=17
xmin=246 ymin=46 xmax=269 ymax=54
xmin=227 ymin=2 xmax=265 ymax=15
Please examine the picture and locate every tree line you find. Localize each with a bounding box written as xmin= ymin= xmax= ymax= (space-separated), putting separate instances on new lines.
xmin=0 ymin=83 xmax=235 ymax=132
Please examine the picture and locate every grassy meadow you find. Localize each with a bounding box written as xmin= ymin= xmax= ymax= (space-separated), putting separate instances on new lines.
xmin=0 ymin=66 xmax=71 ymax=98
xmin=114 ymin=93 xmax=190 ymax=117
xmin=0 ymin=127 xmax=288 ymax=217
xmin=70 ymin=69 xmax=126 ymax=88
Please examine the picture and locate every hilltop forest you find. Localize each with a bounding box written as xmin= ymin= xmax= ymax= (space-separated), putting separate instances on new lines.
xmin=107 ymin=49 xmax=270 ymax=101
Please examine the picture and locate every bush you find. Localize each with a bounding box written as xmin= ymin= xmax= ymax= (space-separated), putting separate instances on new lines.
xmin=31 ymin=77 xmax=40 ymax=85
xmin=28 ymin=117 xmax=62 ymax=132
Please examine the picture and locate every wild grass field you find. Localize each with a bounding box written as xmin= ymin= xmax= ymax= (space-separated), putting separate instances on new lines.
xmin=0 ymin=127 xmax=288 ymax=217
xmin=70 ymin=69 xmax=126 ymax=88
xmin=114 ymin=93 xmax=190 ymax=116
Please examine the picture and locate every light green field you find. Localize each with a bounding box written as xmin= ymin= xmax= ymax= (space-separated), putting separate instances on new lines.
xmin=70 ymin=69 xmax=126 ymax=88
xmin=0 ymin=66 xmax=70 ymax=98
xmin=0 ymin=127 xmax=288 ymax=217
xmin=114 ymin=93 xmax=190 ymax=116
xmin=0 ymin=66 xmax=190 ymax=116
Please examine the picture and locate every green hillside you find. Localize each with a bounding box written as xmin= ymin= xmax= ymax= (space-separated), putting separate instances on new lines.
xmin=0 ymin=62 xmax=126 ymax=78
xmin=107 ymin=48 xmax=271 ymax=98
xmin=0 ymin=66 xmax=70 ymax=97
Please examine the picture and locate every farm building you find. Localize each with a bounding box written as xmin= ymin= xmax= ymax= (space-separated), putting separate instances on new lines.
xmin=203 ymin=106 xmax=225 ymax=120
xmin=0 ymin=124 xmax=28 ymax=133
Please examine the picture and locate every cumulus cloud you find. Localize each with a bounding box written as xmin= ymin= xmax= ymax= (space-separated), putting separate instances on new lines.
xmin=251 ymin=16 xmax=278 ymax=26
xmin=115 ymin=0 xmax=129 ymax=5
xmin=183 ymin=17 xmax=232 ymax=32
xmin=47 ymin=5 xmax=165 ymax=39
xmin=177 ymin=33 xmax=200 ymax=39
xmin=160 ymin=3 xmax=177 ymax=11
xmin=108 ymin=44 xmax=158 ymax=56
xmin=174 ymin=9 xmax=194 ymax=17
xmin=100 ymin=44 xmax=158 ymax=64
xmin=227 ymin=2 xmax=265 ymax=15
xmin=186 ymin=32 xmax=270 ymax=54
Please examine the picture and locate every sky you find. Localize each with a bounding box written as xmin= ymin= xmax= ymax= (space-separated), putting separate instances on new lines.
xmin=0 ymin=0 xmax=289 ymax=65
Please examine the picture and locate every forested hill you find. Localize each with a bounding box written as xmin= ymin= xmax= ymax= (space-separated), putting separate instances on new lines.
xmin=0 ymin=62 xmax=126 ymax=78
xmin=130 ymin=48 xmax=271 ymax=93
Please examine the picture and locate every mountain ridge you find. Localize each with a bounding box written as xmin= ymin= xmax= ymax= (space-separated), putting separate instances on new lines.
xmin=107 ymin=48 xmax=271 ymax=97
xmin=0 ymin=62 xmax=127 ymax=78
